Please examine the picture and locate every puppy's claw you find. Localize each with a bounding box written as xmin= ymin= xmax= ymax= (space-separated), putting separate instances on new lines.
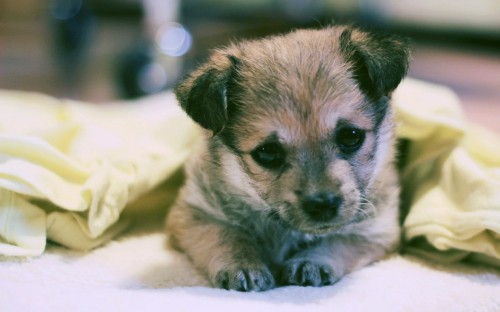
xmin=215 ymin=266 xmax=275 ymax=292
xmin=280 ymin=260 xmax=338 ymax=287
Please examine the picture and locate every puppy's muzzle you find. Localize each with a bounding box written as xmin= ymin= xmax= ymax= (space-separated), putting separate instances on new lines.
xmin=301 ymin=193 xmax=342 ymax=222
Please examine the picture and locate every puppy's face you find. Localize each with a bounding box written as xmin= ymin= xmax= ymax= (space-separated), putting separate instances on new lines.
xmin=176 ymin=26 xmax=409 ymax=234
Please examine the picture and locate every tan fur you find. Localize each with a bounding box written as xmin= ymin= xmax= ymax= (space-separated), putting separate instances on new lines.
xmin=166 ymin=25 xmax=410 ymax=291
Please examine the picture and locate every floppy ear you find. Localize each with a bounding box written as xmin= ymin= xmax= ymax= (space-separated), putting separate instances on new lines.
xmin=339 ymin=27 xmax=410 ymax=100
xmin=175 ymin=51 xmax=239 ymax=134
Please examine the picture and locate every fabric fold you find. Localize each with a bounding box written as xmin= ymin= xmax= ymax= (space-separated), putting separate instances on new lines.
xmin=0 ymin=90 xmax=199 ymax=255
xmin=0 ymin=189 xmax=46 ymax=256
xmin=394 ymin=79 xmax=500 ymax=267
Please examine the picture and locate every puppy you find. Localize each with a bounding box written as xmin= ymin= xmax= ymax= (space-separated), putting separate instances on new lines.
xmin=166 ymin=25 xmax=410 ymax=291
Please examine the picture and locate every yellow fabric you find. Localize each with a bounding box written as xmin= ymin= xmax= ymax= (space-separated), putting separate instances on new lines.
xmin=0 ymin=91 xmax=199 ymax=256
xmin=394 ymin=79 xmax=500 ymax=267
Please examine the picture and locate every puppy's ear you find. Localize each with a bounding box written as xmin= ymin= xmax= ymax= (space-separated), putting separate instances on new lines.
xmin=175 ymin=51 xmax=239 ymax=134
xmin=340 ymin=27 xmax=410 ymax=100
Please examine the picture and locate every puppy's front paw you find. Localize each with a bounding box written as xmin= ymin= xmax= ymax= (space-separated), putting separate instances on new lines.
xmin=280 ymin=260 xmax=338 ymax=287
xmin=214 ymin=265 xmax=275 ymax=292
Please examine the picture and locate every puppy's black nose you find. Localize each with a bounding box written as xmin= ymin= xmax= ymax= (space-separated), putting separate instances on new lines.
xmin=301 ymin=193 xmax=342 ymax=222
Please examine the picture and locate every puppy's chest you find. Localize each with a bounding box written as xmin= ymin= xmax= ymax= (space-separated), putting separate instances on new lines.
xmin=218 ymin=197 xmax=319 ymax=264
xmin=242 ymin=218 xmax=318 ymax=266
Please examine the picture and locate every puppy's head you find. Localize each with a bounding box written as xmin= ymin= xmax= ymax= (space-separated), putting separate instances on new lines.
xmin=176 ymin=26 xmax=409 ymax=234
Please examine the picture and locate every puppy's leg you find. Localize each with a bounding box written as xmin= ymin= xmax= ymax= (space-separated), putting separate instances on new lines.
xmin=167 ymin=203 xmax=275 ymax=291
xmin=280 ymin=235 xmax=393 ymax=287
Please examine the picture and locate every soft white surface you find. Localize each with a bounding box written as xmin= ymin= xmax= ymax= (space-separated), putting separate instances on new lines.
xmin=2 ymin=210 xmax=499 ymax=312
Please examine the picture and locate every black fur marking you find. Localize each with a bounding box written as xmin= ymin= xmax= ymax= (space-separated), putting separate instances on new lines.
xmin=218 ymin=60 xmax=246 ymax=152
xmin=176 ymin=54 xmax=241 ymax=135
xmin=184 ymin=68 xmax=228 ymax=133
xmin=370 ymin=97 xmax=390 ymax=130
xmin=339 ymin=28 xmax=410 ymax=100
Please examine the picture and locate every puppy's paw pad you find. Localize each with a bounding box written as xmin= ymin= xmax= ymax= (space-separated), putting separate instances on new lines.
xmin=280 ymin=260 xmax=338 ymax=287
xmin=215 ymin=266 xmax=275 ymax=292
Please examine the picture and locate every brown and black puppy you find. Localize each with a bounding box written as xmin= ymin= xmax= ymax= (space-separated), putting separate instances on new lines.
xmin=166 ymin=25 xmax=410 ymax=291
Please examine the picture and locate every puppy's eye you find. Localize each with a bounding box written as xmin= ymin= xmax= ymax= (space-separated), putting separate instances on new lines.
xmin=251 ymin=143 xmax=286 ymax=169
xmin=336 ymin=128 xmax=365 ymax=152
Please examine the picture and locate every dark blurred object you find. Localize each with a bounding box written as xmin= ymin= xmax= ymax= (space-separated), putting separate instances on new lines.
xmin=50 ymin=0 xmax=95 ymax=84
xmin=116 ymin=32 xmax=187 ymax=99
xmin=115 ymin=38 xmax=155 ymax=99
xmin=50 ymin=0 xmax=188 ymax=99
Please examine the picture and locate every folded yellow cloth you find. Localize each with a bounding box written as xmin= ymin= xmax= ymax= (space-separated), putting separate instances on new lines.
xmin=394 ymin=79 xmax=500 ymax=267
xmin=0 ymin=91 xmax=199 ymax=256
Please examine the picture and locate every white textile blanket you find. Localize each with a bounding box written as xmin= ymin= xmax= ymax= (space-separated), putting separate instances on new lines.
xmin=2 ymin=204 xmax=500 ymax=312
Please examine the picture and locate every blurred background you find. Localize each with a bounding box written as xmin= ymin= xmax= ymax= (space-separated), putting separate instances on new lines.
xmin=0 ymin=0 xmax=499 ymax=130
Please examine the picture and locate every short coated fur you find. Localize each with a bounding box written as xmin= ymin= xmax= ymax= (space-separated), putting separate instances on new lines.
xmin=166 ymin=25 xmax=410 ymax=291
